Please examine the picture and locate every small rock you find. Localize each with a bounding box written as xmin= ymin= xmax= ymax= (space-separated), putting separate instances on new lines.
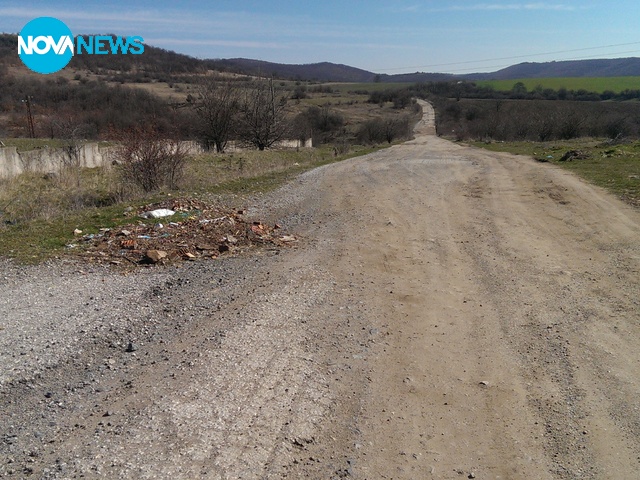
xmin=226 ymin=235 xmax=238 ymax=244
xmin=73 ymin=229 xmax=83 ymax=236
xmin=479 ymin=381 xmax=489 ymax=387
xmin=468 ymin=473 xmax=476 ymax=479
xmin=144 ymin=250 xmax=168 ymax=264
xmin=125 ymin=342 xmax=138 ymax=353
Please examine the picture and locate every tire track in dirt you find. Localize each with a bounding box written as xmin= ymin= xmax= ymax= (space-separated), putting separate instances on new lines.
xmin=1 ymin=101 xmax=638 ymax=479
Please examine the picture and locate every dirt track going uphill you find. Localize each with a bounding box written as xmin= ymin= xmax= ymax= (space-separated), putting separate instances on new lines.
xmin=1 ymin=101 xmax=639 ymax=479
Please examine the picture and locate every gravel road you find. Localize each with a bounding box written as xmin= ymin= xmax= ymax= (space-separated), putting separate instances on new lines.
xmin=1 ymin=101 xmax=639 ymax=479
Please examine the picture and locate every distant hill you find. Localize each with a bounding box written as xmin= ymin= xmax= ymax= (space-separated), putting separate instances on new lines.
xmin=1 ymin=34 xmax=640 ymax=83
xmin=468 ymin=58 xmax=640 ymax=80
xmin=207 ymin=58 xmax=377 ymax=82
xmin=206 ymin=57 xmax=640 ymax=83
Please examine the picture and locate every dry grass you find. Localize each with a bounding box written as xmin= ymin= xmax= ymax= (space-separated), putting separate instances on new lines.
xmin=0 ymin=166 xmax=119 ymax=223
xmin=0 ymin=144 xmax=381 ymax=261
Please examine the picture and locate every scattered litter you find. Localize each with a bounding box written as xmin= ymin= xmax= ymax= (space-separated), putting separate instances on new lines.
xmin=73 ymin=229 xmax=83 ymax=236
xmin=140 ymin=208 xmax=175 ymax=219
xmin=280 ymin=235 xmax=297 ymax=243
xmin=120 ymin=239 xmax=136 ymax=249
xmin=251 ymin=222 xmax=268 ymax=236
xmin=559 ymin=150 xmax=589 ymax=162
xmin=75 ymin=198 xmax=299 ymax=268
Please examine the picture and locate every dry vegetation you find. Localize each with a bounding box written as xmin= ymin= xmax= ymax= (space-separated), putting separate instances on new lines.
xmin=0 ymin=142 xmax=384 ymax=261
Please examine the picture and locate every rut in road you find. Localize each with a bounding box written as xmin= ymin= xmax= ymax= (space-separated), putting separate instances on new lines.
xmin=0 ymin=101 xmax=638 ymax=480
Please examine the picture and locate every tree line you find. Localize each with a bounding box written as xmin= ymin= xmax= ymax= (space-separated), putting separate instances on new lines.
xmin=365 ymin=81 xmax=640 ymax=104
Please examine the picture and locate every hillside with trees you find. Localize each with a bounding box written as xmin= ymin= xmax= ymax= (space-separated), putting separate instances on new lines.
xmin=3 ymin=34 xmax=640 ymax=82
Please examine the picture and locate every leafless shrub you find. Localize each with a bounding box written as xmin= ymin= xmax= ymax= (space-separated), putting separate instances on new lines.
xmin=356 ymin=115 xmax=412 ymax=144
xmin=114 ymin=125 xmax=188 ymax=192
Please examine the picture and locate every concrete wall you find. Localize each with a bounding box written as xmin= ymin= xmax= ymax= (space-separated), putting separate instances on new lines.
xmin=0 ymin=138 xmax=313 ymax=179
xmin=0 ymin=143 xmax=115 ymax=179
xmin=223 ymin=138 xmax=313 ymax=152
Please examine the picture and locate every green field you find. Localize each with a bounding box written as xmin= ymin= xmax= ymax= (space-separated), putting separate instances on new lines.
xmin=477 ymin=76 xmax=640 ymax=94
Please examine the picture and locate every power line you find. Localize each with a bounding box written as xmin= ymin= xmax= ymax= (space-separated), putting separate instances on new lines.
xmin=438 ymin=49 xmax=640 ymax=74
xmin=376 ymin=41 xmax=640 ymax=73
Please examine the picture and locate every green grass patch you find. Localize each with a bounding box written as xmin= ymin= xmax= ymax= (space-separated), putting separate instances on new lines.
xmin=477 ymin=77 xmax=640 ymax=94
xmin=0 ymin=200 xmax=150 ymax=263
xmin=471 ymin=139 xmax=640 ymax=206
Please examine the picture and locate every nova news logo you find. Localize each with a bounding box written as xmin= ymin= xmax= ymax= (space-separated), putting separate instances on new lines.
xmin=18 ymin=17 xmax=144 ymax=74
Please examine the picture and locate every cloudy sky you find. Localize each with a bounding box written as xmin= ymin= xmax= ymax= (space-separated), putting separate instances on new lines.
xmin=2 ymin=1 xmax=640 ymax=74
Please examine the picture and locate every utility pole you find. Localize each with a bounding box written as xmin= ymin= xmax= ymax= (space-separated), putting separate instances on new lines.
xmin=23 ymin=95 xmax=35 ymax=138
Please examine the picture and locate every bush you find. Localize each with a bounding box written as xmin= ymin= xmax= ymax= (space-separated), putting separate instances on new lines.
xmin=293 ymin=106 xmax=345 ymax=145
xmin=431 ymin=97 xmax=640 ymax=142
xmin=356 ymin=115 xmax=412 ymax=144
xmin=114 ymin=125 xmax=188 ymax=192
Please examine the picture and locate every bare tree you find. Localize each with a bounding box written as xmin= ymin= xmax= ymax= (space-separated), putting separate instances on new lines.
xmin=239 ymin=78 xmax=289 ymax=151
xmin=194 ymin=80 xmax=239 ymax=153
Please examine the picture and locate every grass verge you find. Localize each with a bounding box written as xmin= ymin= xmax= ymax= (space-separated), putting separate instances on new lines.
xmin=0 ymin=144 xmax=383 ymax=263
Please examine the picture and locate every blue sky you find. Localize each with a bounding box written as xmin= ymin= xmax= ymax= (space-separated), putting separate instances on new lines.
xmin=2 ymin=1 xmax=640 ymax=74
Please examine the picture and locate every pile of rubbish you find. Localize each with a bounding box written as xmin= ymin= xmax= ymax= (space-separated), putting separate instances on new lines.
xmin=71 ymin=198 xmax=297 ymax=267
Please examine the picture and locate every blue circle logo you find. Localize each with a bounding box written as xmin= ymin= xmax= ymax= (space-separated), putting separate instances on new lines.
xmin=18 ymin=17 xmax=74 ymax=74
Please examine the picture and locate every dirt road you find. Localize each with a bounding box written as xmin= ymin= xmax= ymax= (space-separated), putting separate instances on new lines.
xmin=1 ymin=101 xmax=639 ymax=479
